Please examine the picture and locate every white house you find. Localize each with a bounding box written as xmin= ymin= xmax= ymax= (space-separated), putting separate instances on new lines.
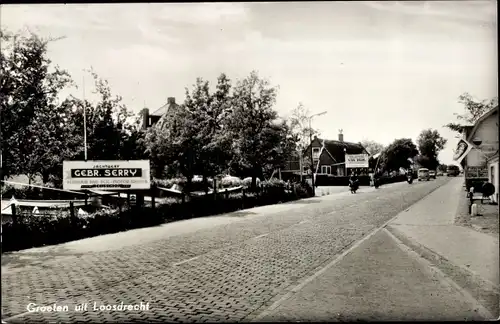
xmin=487 ymin=154 xmax=499 ymax=203
xmin=461 ymin=106 xmax=499 ymax=202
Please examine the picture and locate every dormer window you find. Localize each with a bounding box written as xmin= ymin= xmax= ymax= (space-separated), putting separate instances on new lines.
xmin=312 ymin=148 xmax=320 ymax=159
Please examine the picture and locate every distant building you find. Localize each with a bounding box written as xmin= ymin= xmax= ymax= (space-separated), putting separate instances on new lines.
xmin=140 ymin=97 xmax=180 ymax=130
xmin=282 ymin=131 xmax=368 ymax=178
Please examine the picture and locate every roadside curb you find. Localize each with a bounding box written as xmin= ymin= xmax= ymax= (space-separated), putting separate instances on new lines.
xmin=385 ymin=224 xmax=499 ymax=319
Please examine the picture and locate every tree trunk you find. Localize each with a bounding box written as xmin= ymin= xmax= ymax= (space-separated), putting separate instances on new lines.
xmin=203 ymin=174 xmax=209 ymax=194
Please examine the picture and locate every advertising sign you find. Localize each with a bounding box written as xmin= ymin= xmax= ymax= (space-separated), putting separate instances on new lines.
xmin=345 ymin=154 xmax=369 ymax=168
xmin=465 ymin=166 xmax=489 ymax=178
xmin=452 ymin=139 xmax=473 ymax=164
xmin=63 ymin=160 xmax=150 ymax=190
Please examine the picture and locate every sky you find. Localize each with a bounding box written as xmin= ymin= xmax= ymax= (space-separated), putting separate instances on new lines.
xmin=1 ymin=1 xmax=497 ymax=164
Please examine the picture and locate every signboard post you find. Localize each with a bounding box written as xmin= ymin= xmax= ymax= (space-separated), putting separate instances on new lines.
xmin=345 ymin=154 xmax=369 ymax=169
xmin=63 ymin=160 xmax=151 ymax=191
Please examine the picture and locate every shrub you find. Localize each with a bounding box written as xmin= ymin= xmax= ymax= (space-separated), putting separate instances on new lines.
xmin=219 ymin=178 xmax=243 ymax=189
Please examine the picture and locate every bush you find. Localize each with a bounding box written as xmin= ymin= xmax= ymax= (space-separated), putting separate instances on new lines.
xmin=219 ymin=178 xmax=243 ymax=189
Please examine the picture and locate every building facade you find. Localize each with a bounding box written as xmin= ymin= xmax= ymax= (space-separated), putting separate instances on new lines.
xmin=282 ymin=132 xmax=368 ymax=178
xmin=461 ymin=106 xmax=499 ymax=201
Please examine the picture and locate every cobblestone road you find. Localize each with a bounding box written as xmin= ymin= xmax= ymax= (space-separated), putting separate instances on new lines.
xmin=2 ymin=178 xmax=449 ymax=322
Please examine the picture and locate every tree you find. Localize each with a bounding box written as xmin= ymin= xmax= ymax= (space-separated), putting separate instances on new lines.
xmin=183 ymin=74 xmax=234 ymax=191
xmin=437 ymin=164 xmax=448 ymax=173
xmin=445 ymin=92 xmax=498 ymax=133
xmin=288 ymin=102 xmax=319 ymax=171
xmin=68 ymin=69 xmax=140 ymax=162
xmin=380 ymin=138 xmax=419 ymax=172
xmin=360 ymin=139 xmax=385 ymax=156
xmin=0 ymin=29 xmax=74 ymax=183
xmin=415 ymin=129 xmax=447 ymax=170
xmin=228 ymin=71 xmax=283 ymax=189
xmin=144 ymin=74 xmax=234 ymax=193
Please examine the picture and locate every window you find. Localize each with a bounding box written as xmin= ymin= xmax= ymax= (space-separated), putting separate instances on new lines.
xmin=312 ymin=148 xmax=320 ymax=159
xmin=321 ymin=165 xmax=331 ymax=175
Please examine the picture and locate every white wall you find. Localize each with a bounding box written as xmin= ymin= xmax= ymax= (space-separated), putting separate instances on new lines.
xmin=466 ymin=112 xmax=499 ymax=167
xmin=488 ymin=159 xmax=499 ymax=203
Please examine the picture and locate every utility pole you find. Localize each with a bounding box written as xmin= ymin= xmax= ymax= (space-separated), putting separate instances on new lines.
xmin=83 ymin=75 xmax=88 ymax=161
xmin=308 ymin=111 xmax=327 ymax=196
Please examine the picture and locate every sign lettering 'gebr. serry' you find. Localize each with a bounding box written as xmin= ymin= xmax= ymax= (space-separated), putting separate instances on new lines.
xmin=71 ymin=168 xmax=143 ymax=178
xmin=63 ymin=160 xmax=150 ymax=190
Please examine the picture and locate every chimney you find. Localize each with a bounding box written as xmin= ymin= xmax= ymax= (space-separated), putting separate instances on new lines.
xmin=167 ymin=97 xmax=175 ymax=105
xmin=141 ymin=108 xmax=149 ymax=130
xmin=338 ymin=129 xmax=344 ymax=142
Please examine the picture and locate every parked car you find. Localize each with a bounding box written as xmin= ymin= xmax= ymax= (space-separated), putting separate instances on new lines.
xmin=429 ymin=170 xmax=436 ymax=179
xmin=418 ymin=168 xmax=430 ymax=181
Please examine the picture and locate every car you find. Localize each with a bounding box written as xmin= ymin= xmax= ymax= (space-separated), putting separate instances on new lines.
xmin=418 ymin=168 xmax=430 ymax=181
xmin=429 ymin=170 xmax=436 ymax=179
xmin=437 ymin=171 xmax=444 ymax=177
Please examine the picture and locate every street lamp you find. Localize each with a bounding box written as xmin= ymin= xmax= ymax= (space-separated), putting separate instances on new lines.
xmin=73 ymin=75 xmax=88 ymax=161
xmin=308 ymin=111 xmax=327 ymax=196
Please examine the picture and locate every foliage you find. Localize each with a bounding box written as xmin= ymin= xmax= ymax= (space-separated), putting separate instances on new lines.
xmin=145 ymin=74 xmax=234 ymax=192
xmin=415 ymin=129 xmax=447 ymax=170
xmin=380 ymin=138 xmax=419 ymax=172
xmin=228 ymin=71 xmax=295 ymax=189
xmin=445 ymin=92 xmax=498 ymax=133
xmin=360 ymin=139 xmax=385 ymax=156
xmin=437 ymin=164 xmax=448 ymax=172
xmin=1 ymin=29 xmax=75 ymax=181
xmin=288 ymin=102 xmax=318 ymax=150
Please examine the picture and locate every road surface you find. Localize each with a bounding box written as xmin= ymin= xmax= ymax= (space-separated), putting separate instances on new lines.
xmin=2 ymin=177 xmax=481 ymax=322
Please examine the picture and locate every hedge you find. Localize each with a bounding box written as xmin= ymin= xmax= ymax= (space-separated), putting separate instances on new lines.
xmin=2 ymin=180 xmax=313 ymax=253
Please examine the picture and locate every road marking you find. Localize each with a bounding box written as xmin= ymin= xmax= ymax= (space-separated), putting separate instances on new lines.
xmin=250 ymin=181 xmax=449 ymax=322
xmin=172 ymin=256 xmax=200 ymax=266
xmin=383 ymin=228 xmax=494 ymax=320
xmin=254 ymin=233 xmax=269 ymax=239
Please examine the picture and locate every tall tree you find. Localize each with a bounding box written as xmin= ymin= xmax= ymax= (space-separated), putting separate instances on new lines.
xmin=144 ymin=74 xmax=234 ymax=193
xmin=228 ymin=71 xmax=281 ymax=189
xmin=360 ymin=139 xmax=385 ymax=156
xmin=380 ymin=138 xmax=419 ymax=172
xmin=0 ymin=29 xmax=74 ymax=183
xmin=183 ymin=75 xmax=234 ymax=191
xmin=445 ymin=92 xmax=498 ymax=133
xmin=415 ymin=129 xmax=447 ymax=170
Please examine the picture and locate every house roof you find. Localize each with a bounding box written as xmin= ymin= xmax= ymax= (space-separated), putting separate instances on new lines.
xmin=486 ymin=151 xmax=499 ymax=163
xmin=150 ymin=99 xmax=180 ymax=117
xmin=150 ymin=103 xmax=170 ymax=117
xmin=467 ymin=106 xmax=498 ymax=142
